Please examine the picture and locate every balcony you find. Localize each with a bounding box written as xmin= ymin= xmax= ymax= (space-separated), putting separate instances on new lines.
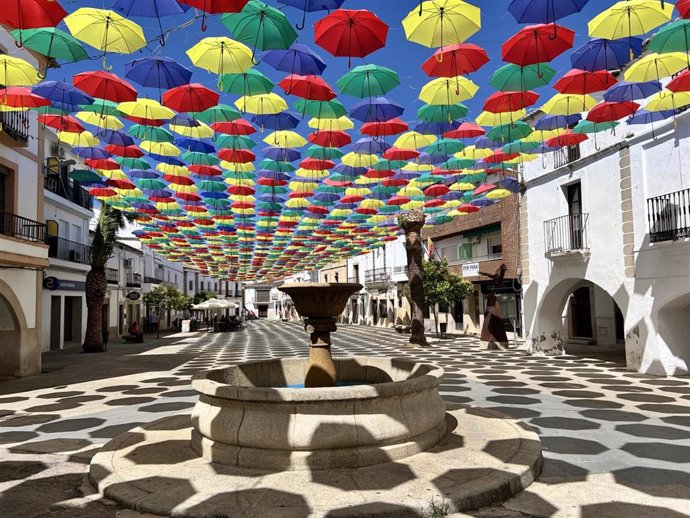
xmin=144 ymin=276 xmax=164 ymax=285
xmin=648 ymin=188 xmax=690 ymax=243
xmin=45 ymin=171 xmax=93 ymax=211
xmin=47 ymin=236 xmax=91 ymax=265
xmin=0 ymin=211 xmax=47 ymax=243
xmin=365 ymin=268 xmax=392 ymax=290
xmin=126 ymin=272 xmax=142 ymax=287
xmin=544 ymin=213 xmax=590 ymax=260
xmin=0 ymin=111 xmax=30 ymax=144
xmin=106 ymin=268 xmax=119 ymax=284
xmin=447 ymin=253 xmax=503 ymax=267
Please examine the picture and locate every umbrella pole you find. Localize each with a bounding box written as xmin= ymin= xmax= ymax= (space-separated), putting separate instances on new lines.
xmin=296 ymin=0 xmax=308 ymax=30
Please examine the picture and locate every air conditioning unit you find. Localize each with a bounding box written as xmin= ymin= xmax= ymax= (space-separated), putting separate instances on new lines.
xmin=50 ymin=145 xmax=66 ymax=158
xmin=124 ymin=258 xmax=133 ymax=268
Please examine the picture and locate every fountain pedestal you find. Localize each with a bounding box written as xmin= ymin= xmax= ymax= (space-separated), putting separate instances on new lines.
xmin=279 ymin=282 xmax=362 ymax=388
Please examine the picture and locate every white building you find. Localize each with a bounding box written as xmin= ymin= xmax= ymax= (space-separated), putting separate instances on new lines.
xmin=41 ymin=136 xmax=93 ymax=351
xmin=0 ymin=31 xmax=50 ymax=377
xmin=522 ymin=109 xmax=690 ymax=375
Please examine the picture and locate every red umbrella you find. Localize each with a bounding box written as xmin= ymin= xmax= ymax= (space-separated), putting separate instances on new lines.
xmin=189 ymin=165 xmax=223 ymax=176
xmin=423 ymin=184 xmax=450 ymax=197
xmin=361 ymin=118 xmax=408 ymax=137
xmin=473 ymin=184 xmax=495 ymax=196
xmin=444 ymin=122 xmax=485 ymax=139
xmin=106 ymin=178 xmax=136 ymax=190
xmin=300 ymin=158 xmax=335 ymax=170
xmin=587 ymin=101 xmax=639 ymax=123
xmin=85 ymin=158 xmax=119 ymax=170
xmin=178 ymin=0 xmax=249 ymax=31
xmin=678 ymin=0 xmax=690 ymax=18
xmin=484 ymin=151 xmax=519 ymax=164
xmin=383 ymin=147 xmax=419 ymax=160
xmin=73 ymin=71 xmax=137 ymax=103
xmin=502 ymin=24 xmax=574 ymax=66
xmin=324 ymin=178 xmax=351 ymax=187
xmin=382 ymin=177 xmax=409 ymax=187
xmin=122 ymin=116 xmax=167 ymax=127
xmin=218 ymin=148 xmax=256 ymax=163
xmin=176 ymin=192 xmax=202 ymax=202
xmin=667 ymin=70 xmax=690 ymax=92
xmin=89 ymin=187 xmax=117 ymax=197
xmin=365 ymin=168 xmax=394 ymax=179
xmin=483 ymin=91 xmax=539 ymax=113
xmin=104 ymin=145 xmax=144 ymax=158
xmin=279 ymin=75 xmax=336 ymax=101
xmin=340 ymin=194 xmax=364 ymax=203
xmin=164 ymin=175 xmax=195 ymax=185
xmin=211 ymin=119 xmax=256 ymax=135
xmin=258 ymin=177 xmax=287 ymax=186
xmin=1 ymin=1 xmax=67 ymax=35
xmin=308 ymin=130 xmax=351 ymax=147
xmin=546 ymin=131 xmax=588 ymax=147
xmin=314 ymin=9 xmax=388 ymax=66
xmin=421 ymin=43 xmax=489 ymax=77
xmin=0 ymin=87 xmax=50 ymax=109
xmin=458 ymin=203 xmax=480 ymax=213
xmin=553 ymin=69 xmax=617 ymax=94
xmin=424 ymin=199 xmax=445 ymax=208
xmin=39 ymin=114 xmax=84 ymax=133
xmin=162 ymin=83 xmax=219 ymax=112
xmin=387 ymin=195 xmax=410 ymax=206
xmin=227 ymin=185 xmax=255 ymax=196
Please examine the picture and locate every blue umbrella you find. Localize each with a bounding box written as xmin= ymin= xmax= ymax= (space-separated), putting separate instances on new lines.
xmin=351 ymin=137 xmax=391 ymax=155
xmin=125 ymin=56 xmax=192 ymax=90
xmin=262 ymin=146 xmax=301 ymax=162
xmin=175 ymin=138 xmax=216 ymax=153
xmin=128 ymin=169 xmax=161 ymax=179
xmin=534 ymin=114 xmax=581 ymax=131
xmin=252 ymin=112 xmax=300 ymax=130
xmin=95 ymin=129 xmax=135 ymax=147
xmin=280 ymin=0 xmax=345 ymax=30
xmin=169 ymin=114 xmax=200 ymax=127
xmin=262 ymin=44 xmax=327 ymax=76
xmin=74 ymin=147 xmax=110 ymax=160
xmin=150 ymin=155 xmax=185 ymax=166
xmin=570 ymin=38 xmax=642 ymax=72
xmin=415 ymin=120 xmax=460 ymax=136
xmin=112 ymin=0 xmax=189 ymax=44
xmin=257 ymin=170 xmax=290 ymax=181
xmin=311 ymin=192 xmax=340 ymax=202
xmin=33 ymin=81 xmax=93 ymax=107
xmin=627 ymin=109 xmax=675 ymax=125
xmin=508 ymin=0 xmax=589 ymax=24
xmin=471 ymin=197 xmax=494 ymax=207
xmin=350 ymin=97 xmax=404 ymax=123
xmin=333 ymin=164 xmax=367 ymax=177
xmin=603 ymin=81 xmax=662 ymax=103
xmin=501 ymin=176 xmax=520 ymax=193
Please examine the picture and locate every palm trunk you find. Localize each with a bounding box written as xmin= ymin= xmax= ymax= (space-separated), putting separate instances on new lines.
xmin=399 ymin=209 xmax=428 ymax=347
xmin=83 ymin=266 xmax=107 ymax=353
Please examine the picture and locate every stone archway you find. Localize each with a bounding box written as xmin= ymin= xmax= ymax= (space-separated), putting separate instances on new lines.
xmin=0 ymin=279 xmax=29 ymax=377
xmin=529 ymin=278 xmax=626 ymax=358
xmin=656 ymin=293 xmax=690 ymax=376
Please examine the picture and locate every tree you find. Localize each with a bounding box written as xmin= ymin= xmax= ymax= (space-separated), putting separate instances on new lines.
xmin=83 ymin=205 xmax=131 ymax=353
xmin=398 ymin=209 xmax=428 ymax=347
xmin=423 ymin=258 xmax=475 ymax=337
xmin=192 ymin=290 xmax=214 ymax=305
xmin=143 ymin=285 xmax=190 ymax=338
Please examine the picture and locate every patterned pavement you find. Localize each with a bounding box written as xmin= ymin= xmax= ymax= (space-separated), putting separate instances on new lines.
xmin=0 ymin=321 xmax=689 ymax=517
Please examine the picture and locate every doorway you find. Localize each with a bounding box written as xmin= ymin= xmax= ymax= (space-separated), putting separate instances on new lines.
xmin=569 ymin=287 xmax=593 ymax=339
xmin=50 ymin=296 xmax=61 ymax=350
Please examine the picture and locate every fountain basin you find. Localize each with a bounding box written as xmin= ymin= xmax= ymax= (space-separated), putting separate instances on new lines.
xmin=190 ymin=356 xmax=446 ymax=470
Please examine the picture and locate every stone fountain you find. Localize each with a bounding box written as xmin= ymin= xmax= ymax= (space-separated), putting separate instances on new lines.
xmin=89 ymin=283 xmax=543 ymax=517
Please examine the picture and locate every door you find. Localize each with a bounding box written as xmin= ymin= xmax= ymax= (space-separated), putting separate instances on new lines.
xmin=567 ymin=183 xmax=583 ymax=249
xmin=570 ymin=287 xmax=593 ymax=338
xmin=454 ymin=300 xmax=464 ymax=330
xmin=63 ymin=296 xmax=73 ymax=343
xmin=50 ymin=296 xmax=61 ymax=350
xmin=351 ymin=299 xmax=358 ymax=324
xmin=614 ymin=304 xmax=625 ymax=343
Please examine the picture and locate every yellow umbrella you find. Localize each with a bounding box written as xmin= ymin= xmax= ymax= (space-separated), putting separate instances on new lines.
xmin=450 ymin=182 xmax=476 ymax=191
xmin=645 ymin=91 xmax=690 ymax=111
xmin=224 ymin=177 xmax=255 ymax=186
xmin=264 ymin=130 xmax=306 ymax=148
xmin=402 ymin=200 xmax=425 ymax=210
xmin=541 ymin=94 xmax=597 ymax=115
xmin=342 ymin=152 xmax=377 ymax=167
xmin=355 ymin=176 xmax=380 ymax=185
xmin=286 ymin=198 xmax=309 ymax=208
xmin=455 ymin=146 xmax=492 ymax=160
xmin=169 ymin=122 xmax=214 ymax=139
xmin=475 ymin=110 xmax=526 ymax=127
xmin=101 ymin=170 xmax=128 ymax=180
xmin=64 ymin=8 xmax=145 ymax=68
xmin=75 ymin=111 xmax=123 ymax=130
xmin=402 ymin=162 xmax=433 ymax=171
xmin=58 ymin=130 xmax=99 ymax=147
xmin=399 ymin=186 xmax=424 ymax=197
xmin=289 ymin=180 xmax=317 ymax=191
xmin=403 ymin=0 xmax=481 ymax=48
xmin=118 ymin=99 xmax=174 ymax=120
xmin=295 ymin=168 xmax=328 ymax=178
xmin=360 ymin=199 xmax=383 ymax=209
xmin=236 ymin=93 xmax=288 ymax=115
xmin=394 ymin=131 xmax=436 ymax=149
xmin=523 ymin=128 xmax=564 ymax=143
xmin=486 ymin=188 xmax=512 ymax=200
xmin=624 ymin=52 xmax=688 ymax=82
xmin=0 ymin=55 xmax=40 ymax=86
xmin=419 ymin=76 xmax=478 ymax=105
xmin=221 ymin=161 xmax=255 ymax=172
xmin=588 ymin=0 xmax=673 ymax=40
xmin=156 ymin=163 xmax=190 ymax=176
xmin=308 ymin=116 xmax=354 ymax=131
xmin=140 ymin=140 xmax=180 ymax=156
xmin=187 ymin=37 xmax=253 ymax=75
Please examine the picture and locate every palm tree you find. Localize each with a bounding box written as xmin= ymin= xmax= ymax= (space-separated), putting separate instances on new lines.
xmin=83 ymin=205 xmax=130 ymax=353
xmin=399 ymin=209 xmax=429 ymax=347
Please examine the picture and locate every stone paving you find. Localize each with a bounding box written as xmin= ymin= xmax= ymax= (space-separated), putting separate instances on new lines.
xmin=0 ymin=321 xmax=689 ymax=517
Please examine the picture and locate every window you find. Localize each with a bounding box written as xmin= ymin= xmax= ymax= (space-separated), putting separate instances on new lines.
xmin=188 ymin=280 xmax=193 ymax=291
xmin=0 ymin=166 xmax=8 ymax=212
xmin=458 ymin=243 xmax=473 ymax=261
xmin=353 ymin=264 xmax=360 ymax=283
xmin=487 ymin=235 xmax=502 ymax=257
xmin=335 ymin=272 xmax=339 ymax=282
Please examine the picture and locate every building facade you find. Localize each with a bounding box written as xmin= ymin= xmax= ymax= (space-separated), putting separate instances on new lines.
xmin=522 ymin=110 xmax=690 ymax=375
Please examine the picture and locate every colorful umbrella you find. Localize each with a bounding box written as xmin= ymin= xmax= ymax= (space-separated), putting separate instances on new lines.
xmin=337 ymin=65 xmax=399 ymax=98
xmin=178 ymin=0 xmax=249 ymax=31
xmin=570 ymin=37 xmax=642 ymax=71
xmin=314 ymin=9 xmax=388 ymax=66
xmin=279 ymin=74 xmax=336 ymax=100
xmin=403 ymin=0 xmax=481 ymax=48
xmin=163 ymin=83 xmax=219 ymax=112
xmin=125 ymin=56 xmax=192 ymax=91
xmin=502 ymin=24 xmax=575 ymax=66
xmin=0 ymin=56 xmax=41 ymax=86
xmin=419 ymin=76 xmax=478 ymax=105
xmin=262 ymin=44 xmax=327 ymax=75
xmin=603 ymin=81 xmax=661 ymax=102
xmin=624 ymin=52 xmax=688 ymax=82
xmin=587 ymin=101 xmax=639 ymax=123
xmin=648 ymin=20 xmax=690 ymax=58
xmin=73 ymin=70 xmax=137 ymax=103
xmin=112 ymin=0 xmax=189 ymax=44
xmin=553 ymin=69 xmax=616 ymax=94
xmin=541 ymin=94 xmax=597 ymax=115
xmin=508 ymin=0 xmax=589 ymax=24
xmin=281 ymin=0 xmax=345 ymax=30
xmin=588 ymin=0 xmax=673 ymax=40
xmin=489 ymin=63 xmax=556 ymax=91
xmin=421 ymin=43 xmax=489 ymax=78
xmin=187 ymin=37 xmax=254 ymax=76
xmin=483 ymin=91 xmax=539 ymax=113
xmin=221 ymin=1 xmax=297 ymax=57
xmin=350 ymin=97 xmax=404 ymax=122
xmin=1 ymin=0 xmax=67 ymax=47
xmin=10 ymin=28 xmax=88 ymax=63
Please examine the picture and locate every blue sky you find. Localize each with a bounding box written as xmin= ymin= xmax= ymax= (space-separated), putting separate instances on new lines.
xmin=50 ymin=0 xmax=631 ymax=128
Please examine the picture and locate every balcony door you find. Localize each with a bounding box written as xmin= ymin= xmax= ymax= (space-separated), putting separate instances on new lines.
xmin=567 ymin=182 xmax=583 ymax=250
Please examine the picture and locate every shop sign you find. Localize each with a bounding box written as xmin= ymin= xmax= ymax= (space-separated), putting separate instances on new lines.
xmin=462 ymin=263 xmax=480 ymax=278
xmin=126 ymin=291 xmax=141 ymax=300
xmin=43 ymin=276 xmax=85 ymax=291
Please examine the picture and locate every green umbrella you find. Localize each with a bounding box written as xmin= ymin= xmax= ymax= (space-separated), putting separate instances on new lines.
xmin=257 ymin=185 xmax=288 ymax=194
xmin=649 ymin=20 xmax=690 ymax=56
xmin=294 ymin=99 xmax=347 ymax=119
xmin=221 ymin=0 xmax=297 ymax=55
xmin=37 ymin=105 xmax=70 ymax=116
xmin=417 ymin=103 xmax=468 ymax=123
xmin=260 ymin=159 xmax=296 ymax=172
xmin=128 ymin=124 xmax=173 ymax=143
xmin=572 ymin=120 xmax=619 ymax=134
xmin=115 ymin=157 xmax=151 ymax=170
xmin=182 ymin=151 xmax=221 ymax=166
xmin=198 ymin=180 xmax=227 ymax=192
xmin=502 ymin=140 xmax=540 ymax=153
xmin=79 ymin=99 xmax=122 ymax=117
xmin=222 ymin=170 xmax=254 ymax=180
xmin=305 ymin=145 xmax=344 ymax=160
xmin=487 ymin=121 xmax=533 ymax=143
xmin=337 ymin=64 xmax=400 ymax=98
xmin=426 ymin=138 xmax=465 ymax=156
xmin=372 ymin=158 xmax=406 ymax=170
xmin=69 ymin=169 xmax=101 ymax=183
xmin=11 ymin=28 xmax=88 ymax=63
xmin=136 ymin=179 xmax=167 ymax=190
xmin=215 ymin=135 xmax=256 ymax=149
xmin=220 ymin=69 xmax=274 ymax=96
xmin=192 ymin=104 xmax=241 ymax=124
xmin=489 ymin=63 xmax=556 ymax=91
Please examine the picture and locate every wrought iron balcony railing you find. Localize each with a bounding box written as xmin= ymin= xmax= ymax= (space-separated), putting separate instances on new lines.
xmin=0 ymin=111 xmax=30 ymax=143
xmin=365 ymin=268 xmax=392 ymax=283
xmin=47 ymin=236 xmax=91 ymax=264
xmin=106 ymin=268 xmax=119 ymax=284
xmin=126 ymin=272 xmax=142 ymax=287
xmin=44 ymin=171 xmax=93 ymax=211
xmin=0 ymin=211 xmax=47 ymax=243
xmin=544 ymin=213 xmax=590 ymax=257
xmin=648 ymin=187 xmax=690 ymax=243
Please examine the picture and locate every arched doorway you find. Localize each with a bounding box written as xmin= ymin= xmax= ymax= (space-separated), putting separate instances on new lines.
xmin=0 ymin=292 xmax=22 ymax=377
xmin=656 ymin=294 xmax=690 ymax=375
xmin=530 ymin=279 xmax=626 ymax=362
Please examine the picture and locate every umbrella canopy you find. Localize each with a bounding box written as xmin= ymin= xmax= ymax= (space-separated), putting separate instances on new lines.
xmin=508 ymin=0 xmax=589 ymax=24
xmin=403 ymin=0 xmax=481 ymax=48
xmin=625 ymin=52 xmax=688 ymax=82
xmin=421 ymin=43 xmax=489 ymax=77
xmin=502 ymin=24 xmax=575 ymax=66
xmin=588 ymin=0 xmax=673 ymax=40
xmin=125 ymin=56 xmax=192 ymax=90
xmin=10 ymin=28 xmax=88 ymax=63
xmin=489 ymin=63 xmax=556 ymax=91
xmin=0 ymin=0 xmax=67 ymax=33
xmin=419 ymin=76 xmax=479 ymax=105
xmin=73 ymin=70 xmax=137 ymax=102
xmin=163 ymin=83 xmax=219 ymax=112
xmin=337 ymin=65 xmax=399 ymax=98
xmin=178 ymin=0 xmax=249 ymax=31
xmin=262 ymin=44 xmax=327 ymax=75
xmin=0 ymin=55 xmax=41 ymax=86
xmin=221 ymin=1 xmax=297 ymax=54
xmin=570 ymin=37 xmax=642 ymax=71
xmin=553 ymin=69 xmax=616 ymax=94
xmin=187 ymin=37 xmax=254 ymax=75
xmin=603 ymin=80 xmax=661 ymax=102
xmin=587 ymin=101 xmax=639 ymax=123
xmin=314 ymin=9 xmax=388 ymax=66
xmin=64 ymin=8 xmax=146 ymax=57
